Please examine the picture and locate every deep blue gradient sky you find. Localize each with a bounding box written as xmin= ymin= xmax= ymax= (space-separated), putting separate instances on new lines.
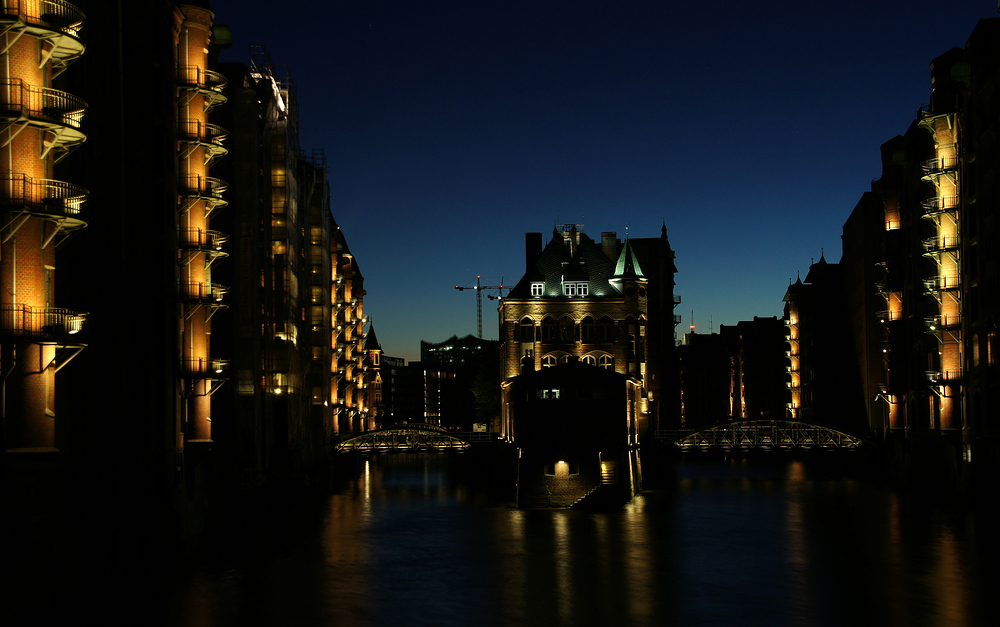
xmin=211 ymin=0 xmax=998 ymax=362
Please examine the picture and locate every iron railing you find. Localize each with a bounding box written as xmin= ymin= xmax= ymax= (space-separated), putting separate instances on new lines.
xmin=921 ymin=196 xmax=959 ymax=215
xmin=181 ymin=357 xmax=229 ymax=375
xmin=663 ymin=420 xmax=864 ymax=451
xmin=920 ymin=154 xmax=958 ymax=175
xmin=922 ymin=235 xmax=960 ymax=253
xmin=0 ymin=303 xmax=86 ymax=339
xmin=181 ymin=282 xmax=228 ymax=303
xmin=178 ymin=119 xmax=228 ymax=146
xmin=876 ymin=309 xmax=901 ymax=323
xmin=0 ymin=78 xmax=86 ymax=128
xmin=923 ymin=275 xmax=961 ymax=292
xmin=0 ymin=0 xmax=84 ymax=37
xmin=179 ymin=174 xmax=227 ymax=200
xmin=0 ymin=173 xmax=86 ymax=214
xmin=924 ymin=314 xmax=961 ymax=329
xmin=179 ymin=228 xmax=228 ymax=251
xmin=926 ymin=370 xmax=961 ymax=384
xmin=177 ymin=66 xmax=227 ymax=92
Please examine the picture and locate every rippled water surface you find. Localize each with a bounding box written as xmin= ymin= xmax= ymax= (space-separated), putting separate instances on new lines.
xmin=161 ymin=454 xmax=998 ymax=627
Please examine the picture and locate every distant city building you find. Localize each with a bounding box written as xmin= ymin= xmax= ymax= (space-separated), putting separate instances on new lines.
xmin=421 ymin=334 xmax=498 ymax=371
xmin=783 ymin=262 xmax=865 ymax=435
xmin=678 ymin=317 xmax=785 ymax=430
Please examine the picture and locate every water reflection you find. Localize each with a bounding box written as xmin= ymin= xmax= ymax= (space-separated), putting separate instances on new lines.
xmin=161 ymin=453 xmax=997 ymax=627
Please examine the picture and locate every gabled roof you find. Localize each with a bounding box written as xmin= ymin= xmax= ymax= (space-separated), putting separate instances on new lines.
xmin=507 ymin=228 xmax=617 ymax=298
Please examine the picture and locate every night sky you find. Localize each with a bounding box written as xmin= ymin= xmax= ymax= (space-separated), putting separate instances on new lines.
xmin=211 ymin=0 xmax=997 ymax=362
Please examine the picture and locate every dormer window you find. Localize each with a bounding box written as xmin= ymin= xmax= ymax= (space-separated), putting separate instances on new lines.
xmin=531 ymin=282 xmax=544 ymax=297
xmin=563 ymin=281 xmax=588 ymax=297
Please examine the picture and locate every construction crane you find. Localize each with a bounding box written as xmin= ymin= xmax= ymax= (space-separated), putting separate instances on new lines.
xmin=455 ymin=276 xmax=507 ymax=339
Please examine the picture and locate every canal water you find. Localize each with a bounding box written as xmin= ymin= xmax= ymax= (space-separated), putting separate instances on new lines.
xmin=157 ymin=452 xmax=998 ymax=627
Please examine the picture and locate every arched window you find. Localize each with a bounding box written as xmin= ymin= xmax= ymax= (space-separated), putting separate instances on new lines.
xmin=541 ymin=355 xmax=557 ymax=368
xmin=580 ymin=316 xmax=595 ymax=343
xmin=518 ymin=317 xmax=534 ymax=342
xmin=541 ymin=317 xmax=556 ymax=342
xmin=599 ymin=355 xmax=614 ymax=370
xmin=598 ymin=316 xmax=614 ymax=341
xmin=582 ymin=355 xmax=597 ymax=366
xmin=558 ymin=354 xmax=571 ymax=365
xmin=559 ymin=316 xmax=575 ymax=342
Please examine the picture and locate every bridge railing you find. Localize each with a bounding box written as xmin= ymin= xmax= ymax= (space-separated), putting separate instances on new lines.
xmin=654 ymin=420 xmax=863 ymax=451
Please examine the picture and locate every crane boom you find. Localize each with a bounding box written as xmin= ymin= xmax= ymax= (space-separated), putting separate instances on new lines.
xmin=455 ymin=275 xmax=506 ymax=338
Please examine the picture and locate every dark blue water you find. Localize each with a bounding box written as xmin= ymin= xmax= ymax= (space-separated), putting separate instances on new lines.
xmin=161 ymin=453 xmax=998 ymax=627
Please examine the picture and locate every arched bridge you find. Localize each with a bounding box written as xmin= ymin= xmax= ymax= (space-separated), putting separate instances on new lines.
xmin=334 ymin=424 xmax=472 ymax=453
xmin=658 ymin=419 xmax=865 ymax=452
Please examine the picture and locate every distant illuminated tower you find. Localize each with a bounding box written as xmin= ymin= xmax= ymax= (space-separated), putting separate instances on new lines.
xmin=331 ymin=219 xmax=369 ymax=433
xmin=1 ymin=2 xmax=88 ymax=452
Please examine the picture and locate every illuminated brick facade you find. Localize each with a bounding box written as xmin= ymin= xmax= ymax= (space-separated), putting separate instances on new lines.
xmin=1 ymin=2 xmax=88 ymax=452
xmin=868 ymin=20 xmax=1000 ymax=477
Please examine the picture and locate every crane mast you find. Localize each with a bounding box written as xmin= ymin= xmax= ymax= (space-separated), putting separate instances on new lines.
xmin=455 ymin=275 xmax=506 ymax=339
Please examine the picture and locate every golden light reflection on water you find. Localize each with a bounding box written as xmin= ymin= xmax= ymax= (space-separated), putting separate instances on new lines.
xmin=552 ymin=513 xmax=572 ymax=623
xmin=162 ymin=454 xmax=995 ymax=627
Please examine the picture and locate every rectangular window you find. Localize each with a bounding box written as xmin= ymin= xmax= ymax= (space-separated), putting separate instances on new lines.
xmin=531 ymin=283 xmax=543 ymax=296
xmin=563 ymin=282 xmax=588 ymax=297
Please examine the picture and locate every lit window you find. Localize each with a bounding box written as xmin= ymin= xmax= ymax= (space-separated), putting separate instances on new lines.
xmin=599 ymin=355 xmax=614 ymax=370
xmin=582 ymin=355 xmax=597 ymax=366
xmin=531 ymin=283 xmax=543 ymax=296
xmin=542 ymin=355 xmax=557 ymax=368
xmin=562 ymin=281 xmax=589 ymax=297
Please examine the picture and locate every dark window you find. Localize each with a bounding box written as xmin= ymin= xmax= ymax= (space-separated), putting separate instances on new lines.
xmin=519 ymin=317 xmax=534 ymax=341
xmin=541 ymin=317 xmax=556 ymax=342
xmin=598 ymin=316 xmax=614 ymax=341
xmin=559 ymin=316 xmax=574 ymax=342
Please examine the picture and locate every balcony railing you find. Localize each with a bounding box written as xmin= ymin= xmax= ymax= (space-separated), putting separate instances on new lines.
xmin=179 ymin=228 xmax=228 ymax=252
xmin=178 ymin=119 xmax=228 ymax=151
xmin=179 ymin=174 xmax=227 ymax=203
xmin=0 ymin=78 xmax=86 ymax=128
xmin=923 ymin=275 xmax=961 ymax=292
xmin=181 ymin=282 xmax=228 ymax=303
xmin=925 ymin=370 xmax=961 ymax=384
xmin=0 ymin=303 xmax=86 ymax=340
xmin=177 ymin=66 xmax=228 ymax=93
xmin=921 ymin=196 xmax=959 ymax=216
xmin=920 ymin=154 xmax=958 ymax=176
xmin=922 ymin=235 xmax=959 ymax=253
xmin=924 ymin=314 xmax=961 ymax=330
xmin=0 ymin=173 xmax=86 ymax=215
xmin=181 ymin=357 xmax=229 ymax=376
xmin=876 ymin=310 xmax=901 ymax=323
xmin=0 ymin=1 xmax=85 ymax=38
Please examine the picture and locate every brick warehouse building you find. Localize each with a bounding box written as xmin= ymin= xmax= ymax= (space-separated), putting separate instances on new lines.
xmin=1 ymin=1 xmax=88 ymax=456
xmin=499 ymin=223 xmax=679 ymax=440
xmin=5 ymin=2 xmax=376 ymax=595
xmin=859 ymin=18 xmax=1000 ymax=485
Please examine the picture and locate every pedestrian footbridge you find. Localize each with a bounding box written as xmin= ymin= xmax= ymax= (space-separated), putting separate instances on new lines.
xmin=658 ymin=419 xmax=865 ymax=452
xmin=333 ymin=424 xmax=473 ymax=453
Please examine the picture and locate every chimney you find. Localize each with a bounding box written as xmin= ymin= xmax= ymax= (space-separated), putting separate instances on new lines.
xmin=525 ymin=232 xmax=543 ymax=271
xmin=602 ymin=232 xmax=618 ymax=262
